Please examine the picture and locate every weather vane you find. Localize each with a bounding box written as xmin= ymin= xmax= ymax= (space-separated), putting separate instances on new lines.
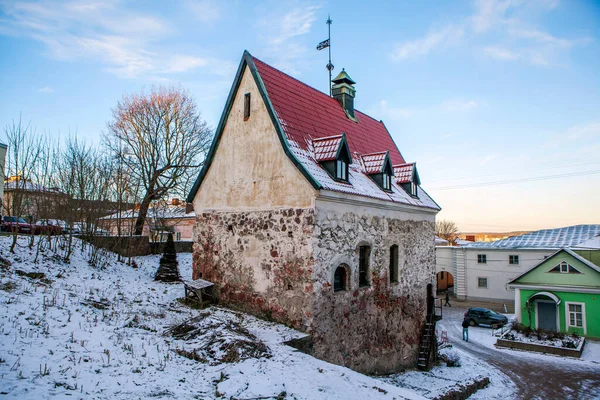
xmin=316 ymin=15 xmax=333 ymax=96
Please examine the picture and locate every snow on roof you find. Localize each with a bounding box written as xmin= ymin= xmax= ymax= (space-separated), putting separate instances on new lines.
xmin=573 ymin=235 xmax=600 ymax=250
xmin=252 ymin=56 xmax=440 ymax=211
xmin=312 ymin=135 xmax=343 ymax=162
xmin=461 ymin=225 xmax=600 ymax=249
xmin=4 ymin=179 xmax=62 ymax=193
xmin=100 ymin=205 xmax=195 ymax=220
xmin=394 ymin=163 xmax=415 ymax=184
xmin=435 ymin=236 xmax=449 ymax=245
xmin=360 ymin=152 xmax=388 ymax=174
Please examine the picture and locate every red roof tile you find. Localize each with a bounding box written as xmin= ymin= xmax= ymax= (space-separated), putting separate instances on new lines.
xmin=361 ymin=152 xmax=388 ymax=174
xmin=313 ymin=135 xmax=343 ymax=162
xmin=394 ymin=163 xmax=415 ymax=184
xmin=253 ymin=57 xmax=406 ymax=166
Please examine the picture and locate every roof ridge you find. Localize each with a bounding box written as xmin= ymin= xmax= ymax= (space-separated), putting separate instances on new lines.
xmin=251 ymin=56 xmax=385 ymax=129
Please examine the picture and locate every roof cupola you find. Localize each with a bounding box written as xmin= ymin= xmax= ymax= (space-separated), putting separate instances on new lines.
xmin=331 ymin=69 xmax=356 ymax=119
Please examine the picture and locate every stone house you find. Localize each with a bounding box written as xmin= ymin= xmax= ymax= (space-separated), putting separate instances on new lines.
xmin=187 ymin=51 xmax=441 ymax=374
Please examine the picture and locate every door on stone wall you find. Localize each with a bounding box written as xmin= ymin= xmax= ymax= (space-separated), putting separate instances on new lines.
xmin=537 ymin=301 xmax=557 ymax=331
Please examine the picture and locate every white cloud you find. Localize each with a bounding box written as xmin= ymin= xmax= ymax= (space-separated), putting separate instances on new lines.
xmin=470 ymin=0 xmax=514 ymax=34
xmin=266 ymin=5 xmax=320 ymax=46
xmin=391 ymin=0 xmax=589 ymax=67
xmin=483 ymin=46 xmax=520 ymax=60
xmin=38 ymin=86 xmax=54 ymax=93
xmin=391 ymin=25 xmax=465 ymax=60
xmin=0 ymin=1 xmax=222 ymax=79
xmin=164 ymin=55 xmax=208 ymax=73
xmin=184 ymin=0 xmax=220 ymax=23
xmin=370 ymin=100 xmax=415 ymax=120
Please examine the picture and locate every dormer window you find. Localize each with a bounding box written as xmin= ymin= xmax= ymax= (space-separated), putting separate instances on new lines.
xmin=383 ymin=172 xmax=391 ymax=190
xmin=313 ymin=133 xmax=352 ymax=184
xmin=336 ymin=159 xmax=347 ymax=181
xmin=394 ymin=162 xmax=420 ymax=198
xmin=361 ymin=150 xmax=393 ymax=192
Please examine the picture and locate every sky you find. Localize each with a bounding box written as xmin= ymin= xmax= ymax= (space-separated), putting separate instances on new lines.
xmin=0 ymin=0 xmax=599 ymax=232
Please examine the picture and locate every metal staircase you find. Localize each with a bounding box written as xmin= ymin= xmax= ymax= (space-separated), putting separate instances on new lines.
xmin=417 ymin=297 xmax=442 ymax=370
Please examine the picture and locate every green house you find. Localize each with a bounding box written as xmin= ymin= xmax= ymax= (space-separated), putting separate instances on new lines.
xmin=508 ymin=248 xmax=600 ymax=338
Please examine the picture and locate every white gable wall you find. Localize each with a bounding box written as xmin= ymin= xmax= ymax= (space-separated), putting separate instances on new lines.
xmin=193 ymin=66 xmax=317 ymax=213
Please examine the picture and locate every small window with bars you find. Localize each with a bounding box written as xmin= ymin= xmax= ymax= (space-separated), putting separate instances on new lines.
xmin=509 ymin=255 xmax=519 ymax=265
xmin=477 ymin=254 xmax=487 ymax=264
xmin=477 ymin=277 xmax=488 ymax=288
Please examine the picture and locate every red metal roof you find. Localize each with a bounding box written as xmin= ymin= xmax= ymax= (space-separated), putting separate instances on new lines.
xmin=361 ymin=152 xmax=388 ymax=174
xmin=394 ymin=163 xmax=415 ymax=184
xmin=312 ymin=135 xmax=343 ymax=162
xmin=253 ymin=57 xmax=406 ymax=166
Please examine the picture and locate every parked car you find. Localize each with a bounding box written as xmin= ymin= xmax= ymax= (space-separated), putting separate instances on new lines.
xmin=34 ymin=219 xmax=80 ymax=235
xmin=464 ymin=307 xmax=509 ymax=328
xmin=33 ymin=219 xmax=64 ymax=235
xmin=1 ymin=216 xmax=34 ymax=234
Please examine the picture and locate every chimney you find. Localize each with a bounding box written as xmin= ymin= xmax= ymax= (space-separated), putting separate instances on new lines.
xmin=185 ymin=203 xmax=194 ymax=214
xmin=331 ymin=69 xmax=356 ymax=118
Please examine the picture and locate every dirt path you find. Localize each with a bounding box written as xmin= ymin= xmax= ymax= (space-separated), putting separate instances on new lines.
xmin=438 ymin=306 xmax=600 ymax=399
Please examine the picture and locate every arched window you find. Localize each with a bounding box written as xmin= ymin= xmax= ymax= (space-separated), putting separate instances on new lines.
xmin=389 ymin=245 xmax=399 ymax=283
xmin=334 ymin=264 xmax=348 ymax=292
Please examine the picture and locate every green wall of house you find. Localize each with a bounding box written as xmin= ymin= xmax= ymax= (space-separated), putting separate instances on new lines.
xmin=518 ymin=289 xmax=600 ymax=339
xmin=514 ymin=252 xmax=600 ymax=287
xmin=575 ymin=250 xmax=600 ymax=267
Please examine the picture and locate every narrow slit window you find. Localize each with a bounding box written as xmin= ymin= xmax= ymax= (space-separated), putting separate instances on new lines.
xmin=336 ymin=159 xmax=347 ymax=181
xmin=334 ymin=265 xmax=348 ymax=292
xmin=389 ymin=245 xmax=399 ymax=283
xmin=244 ymin=93 xmax=251 ymax=120
xmin=359 ymin=245 xmax=371 ymax=287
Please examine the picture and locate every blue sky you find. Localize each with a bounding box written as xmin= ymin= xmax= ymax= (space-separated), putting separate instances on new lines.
xmin=1 ymin=0 xmax=599 ymax=232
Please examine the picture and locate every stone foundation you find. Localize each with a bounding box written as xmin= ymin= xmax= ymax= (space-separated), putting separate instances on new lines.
xmin=311 ymin=208 xmax=436 ymax=374
xmin=192 ymin=205 xmax=436 ymax=374
xmin=193 ymin=208 xmax=315 ymax=330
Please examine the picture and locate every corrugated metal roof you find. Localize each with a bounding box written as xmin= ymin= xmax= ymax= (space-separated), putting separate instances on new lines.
xmin=462 ymin=225 xmax=600 ymax=249
xmin=100 ymin=205 xmax=195 ymax=220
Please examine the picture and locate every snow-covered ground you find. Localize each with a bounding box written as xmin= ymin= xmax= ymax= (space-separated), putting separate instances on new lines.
xmin=0 ymin=235 xmax=537 ymax=399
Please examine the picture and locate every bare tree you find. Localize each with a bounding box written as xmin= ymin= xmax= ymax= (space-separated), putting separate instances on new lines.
xmin=2 ymin=116 xmax=44 ymax=252
xmin=435 ymin=220 xmax=460 ymax=244
xmin=105 ymin=86 xmax=212 ymax=236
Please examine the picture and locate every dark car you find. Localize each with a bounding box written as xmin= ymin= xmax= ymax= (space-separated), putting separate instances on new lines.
xmin=464 ymin=307 xmax=508 ymax=328
xmin=1 ymin=216 xmax=34 ymax=234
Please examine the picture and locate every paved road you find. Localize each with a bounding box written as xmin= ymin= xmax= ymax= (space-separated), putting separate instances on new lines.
xmin=437 ymin=305 xmax=600 ymax=400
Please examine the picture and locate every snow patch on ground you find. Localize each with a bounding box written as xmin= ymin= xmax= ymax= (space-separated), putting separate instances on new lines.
xmin=0 ymin=236 xmax=430 ymax=399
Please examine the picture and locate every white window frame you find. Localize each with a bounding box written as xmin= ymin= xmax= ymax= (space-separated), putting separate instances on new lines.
xmin=509 ymin=255 xmax=519 ymax=265
xmin=565 ymin=301 xmax=586 ymax=334
xmin=477 ymin=277 xmax=488 ymax=288
xmin=336 ymin=159 xmax=347 ymax=181
xmin=560 ymin=261 xmax=569 ymax=273
xmin=382 ymin=173 xmax=391 ymax=190
xmin=411 ymin=181 xmax=417 ymax=196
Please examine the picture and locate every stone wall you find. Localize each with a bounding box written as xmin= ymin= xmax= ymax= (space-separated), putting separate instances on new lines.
xmin=192 ymin=208 xmax=316 ymax=330
xmin=192 ymin=202 xmax=436 ymax=374
xmin=311 ymin=206 xmax=436 ymax=374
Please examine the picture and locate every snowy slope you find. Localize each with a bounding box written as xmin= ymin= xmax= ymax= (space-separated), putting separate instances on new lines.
xmin=0 ymin=236 xmax=427 ymax=400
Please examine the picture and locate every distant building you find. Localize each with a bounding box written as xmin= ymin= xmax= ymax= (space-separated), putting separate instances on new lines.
xmin=509 ymin=248 xmax=600 ymax=338
xmin=436 ymin=225 xmax=600 ymax=306
xmin=3 ymin=176 xmax=66 ymax=221
xmin=0 ymin=142 xmax=6 ymax=211
xmin=98 ymin=200 xmax=195 ymax=241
